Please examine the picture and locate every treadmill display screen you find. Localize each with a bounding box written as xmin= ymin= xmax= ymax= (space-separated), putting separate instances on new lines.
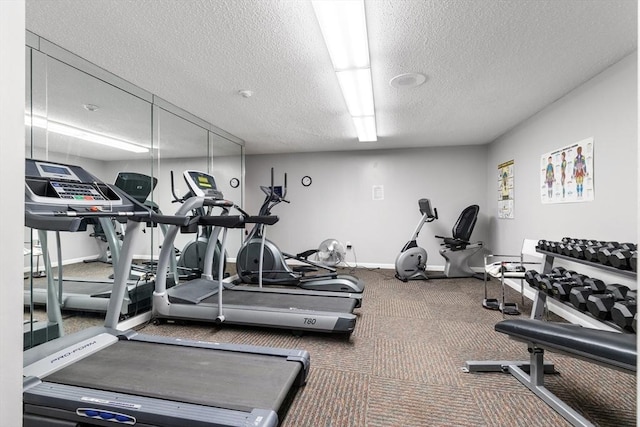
xmin=35 ymin=161 xmax=82 ymax=182
xmin=42 ymin=165 xmax=72 ymax=176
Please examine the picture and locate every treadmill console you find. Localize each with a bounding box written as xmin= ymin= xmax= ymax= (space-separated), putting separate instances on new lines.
xmin=25 ymin=159 xmax=125 ymax=208
xmin=183 ymin=170 xmax=224 ymax=200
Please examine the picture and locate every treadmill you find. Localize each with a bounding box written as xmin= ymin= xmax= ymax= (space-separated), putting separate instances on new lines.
xmin=23 ymin=171 xmax=158 ymax=317
xmin=153 ymin=170 xmax=359 ymax=334
xmin=23 ymin=159 xmax=310 ymax=427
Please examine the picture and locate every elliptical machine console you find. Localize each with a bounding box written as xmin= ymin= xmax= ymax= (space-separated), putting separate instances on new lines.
xmin=168 ymin=170 xmax=227 ymax=281
xmin=183 ymin=170 xmax=224 ymax=200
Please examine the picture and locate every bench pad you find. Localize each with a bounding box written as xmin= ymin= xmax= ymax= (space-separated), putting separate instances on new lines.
xmin=495 ymin=319 xmax=637 ymax=372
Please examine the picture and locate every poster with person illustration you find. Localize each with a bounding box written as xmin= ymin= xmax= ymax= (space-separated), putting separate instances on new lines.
xmin=540 ymin=137 xmax=594 ymax=204
xmin=498 ymin=160 xmax=514 ymax=218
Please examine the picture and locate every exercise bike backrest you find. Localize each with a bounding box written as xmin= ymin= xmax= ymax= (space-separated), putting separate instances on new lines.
xmin=451 ymin=204 xmax=479 ymax=242
xmin=436 ymin=204 xmax=479 ymax=250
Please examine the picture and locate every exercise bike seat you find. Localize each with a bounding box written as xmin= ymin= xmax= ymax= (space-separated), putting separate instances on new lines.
xmin=436 ymin=205 xmax=479 ymax=251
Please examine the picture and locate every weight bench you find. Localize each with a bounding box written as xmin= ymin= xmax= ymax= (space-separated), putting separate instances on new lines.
xmin=464 ymin=319 xmax=637 ymax=427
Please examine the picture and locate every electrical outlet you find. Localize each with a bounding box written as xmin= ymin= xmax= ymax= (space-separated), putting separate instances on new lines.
xmin=346 ymin=241 xmax=352 ymax=250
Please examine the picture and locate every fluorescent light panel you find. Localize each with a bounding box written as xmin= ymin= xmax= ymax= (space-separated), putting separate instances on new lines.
xmin=352 ymin=116 xmax=376 ymax=142
xmin=27 ymin=115 xmax=149 ymax=153
xmin=312 ymin=0 xmax=377 ymax=142
xmin=336 ymin=69 xmax=374 ymax=116
xmin=311 ymin=0 xmax=370 ymax=70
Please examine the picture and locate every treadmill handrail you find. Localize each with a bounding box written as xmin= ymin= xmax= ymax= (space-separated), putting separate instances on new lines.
xmin=198 ymin=215 xmax=246 ymax=228
xmin=245 ymin=215 xmax=279 ymax=226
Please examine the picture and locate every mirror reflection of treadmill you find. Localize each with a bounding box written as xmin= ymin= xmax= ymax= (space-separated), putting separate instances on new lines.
xmin=23 ymin=159 xmax=310 ymax=427
xmin=23 ymin=169 xmax=158 ymax=317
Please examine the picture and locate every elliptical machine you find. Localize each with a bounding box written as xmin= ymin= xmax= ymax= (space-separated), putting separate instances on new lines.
xmin=395 ymin=199 xmax=438 ymax=281
xmin=395 ymin=199 xmax=484 ymax=281
xmin=236 ymin=169 xmax=364 ymax=293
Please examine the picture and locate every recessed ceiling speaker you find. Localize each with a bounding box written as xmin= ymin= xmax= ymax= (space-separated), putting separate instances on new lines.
xmin=389 ymin=73 xmax=427 ymax=89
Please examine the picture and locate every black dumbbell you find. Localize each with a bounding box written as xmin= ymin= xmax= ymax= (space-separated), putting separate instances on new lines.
xmin=570 ymin=239 xmax=598 ymax=260
xmin=558 ymin=241 xmax=573 ymax=256
xmin=524 ymin=270 xmax=539 ymax=288
xmin=631 ymin=252 xmax=637 ymax=272
xmin=569 ymin=272 xmax=590 ymax=285
xmin=551 ymin=278 xmax=583 ymax=301
xmin=534 ymin=267 xmax=571 ymax=292
xmin=546 ymin=241 xmax=560 ymax=254
xmin=550 ymin=272 xmax=589 ymax=301
xmin=608 ymin=244 xmax=637 ymax=270
xmin=539 ymin=270 xmax=576 ymax=294
xmin=584 ymin=242 xmax=605 ymax=262
xmin=586 ymin=284 xmax=630 ymax=320
xmin=611 ymin=291 xmax=637 ymax=331
xmin=569 ymin=278 xmax=606 ymax=311
xmin=593 ymin=242 xmax=621 ymax=264
xmin=634 ymin=313 xmax=637 ymax=333
xmin=536 ymin=240 xmax=545 ymax=251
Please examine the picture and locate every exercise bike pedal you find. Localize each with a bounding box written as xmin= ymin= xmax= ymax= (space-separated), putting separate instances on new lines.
xmin=499 ymin=302 xmax=521 ymax=316
xmin=482 ymin=298 xmax=500 ymax=311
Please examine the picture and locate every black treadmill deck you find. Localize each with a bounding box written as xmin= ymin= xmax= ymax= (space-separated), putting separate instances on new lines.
xmin=42 ymin=340 xmax=302 ymax=413
xmin=169 ymin=278 xmax=357 ymax=312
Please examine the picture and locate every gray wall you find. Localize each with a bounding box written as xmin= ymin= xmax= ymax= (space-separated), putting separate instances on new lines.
xmin=486 ymin=52 xmax=638 ymax=256
xmin=246 ymin=52 xmax=638 ymax=273
xmin=246 ymin=146 xmax=489 ymax=268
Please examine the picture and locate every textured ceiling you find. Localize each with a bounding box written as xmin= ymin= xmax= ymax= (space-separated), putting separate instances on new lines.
xmin=25 ymin=0 xmax=637 ymax=155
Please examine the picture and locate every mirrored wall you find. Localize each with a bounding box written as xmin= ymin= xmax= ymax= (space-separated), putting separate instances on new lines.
xmin=24 ymin=33 xmax=244 ymax=349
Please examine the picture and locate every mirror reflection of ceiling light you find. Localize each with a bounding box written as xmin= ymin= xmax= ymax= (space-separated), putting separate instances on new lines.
xmin=312 ymin=0 xmax=377 ymax=142
xmin=26 ymin=115 xmax=149 ymax=153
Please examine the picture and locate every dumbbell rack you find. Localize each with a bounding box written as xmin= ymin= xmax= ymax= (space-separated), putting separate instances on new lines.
xmin=533 ymin=248 xmax=636 ymax=332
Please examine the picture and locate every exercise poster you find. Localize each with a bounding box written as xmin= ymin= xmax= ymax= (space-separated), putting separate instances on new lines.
xmin=498 ymin=160 xmax=514 ymax=219
xmin=540 ymin=137 xmax=594 ymax=204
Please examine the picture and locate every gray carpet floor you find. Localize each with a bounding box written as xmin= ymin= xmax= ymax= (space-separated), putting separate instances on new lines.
xmin=25 ymin=265 xmax=637 ymax=426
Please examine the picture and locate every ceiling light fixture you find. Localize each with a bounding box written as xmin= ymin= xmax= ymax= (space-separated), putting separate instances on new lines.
xmin=312 ymin=0 xmax=377 ymax=142
xmin=26 ymin=115 xmax=149 ymax=153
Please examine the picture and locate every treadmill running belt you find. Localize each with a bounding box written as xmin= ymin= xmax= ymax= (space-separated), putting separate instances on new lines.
xmin=43 ymin=340 xmax=301 ymax=414
xmin=26 ymin=280 xmax=113 ymax=295
xmin=203 ymin=289 xmax=357 ymax=312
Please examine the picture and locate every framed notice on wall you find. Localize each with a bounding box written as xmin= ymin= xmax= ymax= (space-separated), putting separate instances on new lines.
xmin=498 ymin=160 xmax=514 ymax=219
xmin=540 ymin=137 xmax=594 ymax=204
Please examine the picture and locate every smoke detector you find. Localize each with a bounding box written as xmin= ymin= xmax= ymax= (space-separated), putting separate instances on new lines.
xmin=238 ymin=90 xmax=254 ymax=98
xmin=389 ymin=73 xmax=427 ymax=89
